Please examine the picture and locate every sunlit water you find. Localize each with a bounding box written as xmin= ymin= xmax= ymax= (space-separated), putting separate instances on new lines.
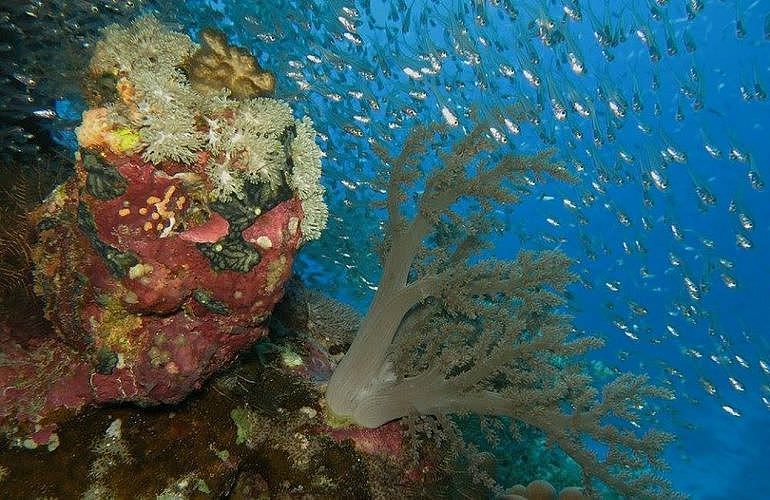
xmin=43 ymin=0 xmax=770 ymax=497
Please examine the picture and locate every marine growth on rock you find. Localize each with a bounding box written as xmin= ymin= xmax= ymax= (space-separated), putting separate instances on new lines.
xmin=0 ymin=16 xmax=328 ymax=449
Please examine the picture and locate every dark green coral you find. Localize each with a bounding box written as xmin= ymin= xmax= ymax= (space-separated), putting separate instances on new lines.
xmin=193 ymin=288 xmax=231 ymax=315
xmin=197 ymin=236 xmax=261 ymax=273
xmin=77 ymin=203 xmax=138 ymax=277
xmin=211 ymin=179 xmax=292 ymax=233
xmin=95 ymin=347 xmax=119 ymax=375
xmin=197 ymin=180 xmax=292 ymax=273
xmin=82 ymin=151 xmax=127 ymax=200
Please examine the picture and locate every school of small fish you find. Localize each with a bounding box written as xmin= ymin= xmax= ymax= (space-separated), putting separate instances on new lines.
xmin=149 ymin=0 xmax=770 ymax=473
xmin=172 ymin=0 xmax=770 ymax=424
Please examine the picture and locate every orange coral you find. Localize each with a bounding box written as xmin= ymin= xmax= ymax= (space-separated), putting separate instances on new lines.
xmin=186 ymin=28 xmax=275 ymax=99
xmin=75 ymin=108 xmax=139 ymax=154
xmin=116 ymin=77 xmax=135 ymax=104
xmin=76 ymin=108 xmax=113 ymax=150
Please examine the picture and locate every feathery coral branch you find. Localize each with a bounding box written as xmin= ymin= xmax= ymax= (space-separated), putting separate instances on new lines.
xmin=326 ymin=114 xmax=682 ymax=498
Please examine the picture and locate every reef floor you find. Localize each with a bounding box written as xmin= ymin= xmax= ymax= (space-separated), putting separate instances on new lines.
xmin=0 ymin=281 xmax=455 ymax=499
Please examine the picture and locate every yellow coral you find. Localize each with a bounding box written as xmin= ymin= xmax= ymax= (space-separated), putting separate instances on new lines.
xmin=113 ymin=127 xmax=141 ymax=152
xmin=75 ymin=108 xmax=140 ymax=154
xmin=91 ymin=294 xmax=143 ymax=356
xmin=186 ymin=28 xmax=276 ymax=99
xmin=127 ymin=262 xmax=154 ymax=280
xmin=265 ymin=255 xmax=288 ymax=293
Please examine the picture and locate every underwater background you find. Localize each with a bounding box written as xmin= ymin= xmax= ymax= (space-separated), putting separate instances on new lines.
xmin=1 ymin=0 xmax=769 ymax=498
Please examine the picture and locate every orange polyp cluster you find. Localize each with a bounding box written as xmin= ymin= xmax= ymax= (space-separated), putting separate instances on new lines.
xmin=115 ymin=185 xmax=186 ymax=236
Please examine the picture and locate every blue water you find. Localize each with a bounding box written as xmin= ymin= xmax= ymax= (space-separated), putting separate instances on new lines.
xmin=64 ymin=0 xmax=770 ymax=496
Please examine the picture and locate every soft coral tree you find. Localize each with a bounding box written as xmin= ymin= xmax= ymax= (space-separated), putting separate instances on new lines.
xmin=325 ymin=114 xmax=682 ymax=498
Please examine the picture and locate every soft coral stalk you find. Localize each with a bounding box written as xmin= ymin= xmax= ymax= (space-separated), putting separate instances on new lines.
xmin=325 ymin=114 xmax=682 ymax=498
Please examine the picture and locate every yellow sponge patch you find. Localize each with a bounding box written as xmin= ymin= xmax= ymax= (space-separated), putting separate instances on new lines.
xmin=112 ymin=127 xmax=141 ymax=152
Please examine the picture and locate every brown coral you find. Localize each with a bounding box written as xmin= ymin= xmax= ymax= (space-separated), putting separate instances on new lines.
xmin=501 ymin=480 xmax=588 ymax=500
xmin=185 ymin=28 xmax=276 ymax=99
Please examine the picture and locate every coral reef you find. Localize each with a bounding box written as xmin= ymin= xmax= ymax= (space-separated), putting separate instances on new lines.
xmin=325 ymin=114 xmax=682 ymax=498
xmin=1 ymin=269 xmax=603 ymax=498
xmin=0 ymin=285 xmax=461 ymax=498
xmin=0 ymin=16 xmax=327 ymax=447
xmin=0 ymin=12 xmax=685 ymax=500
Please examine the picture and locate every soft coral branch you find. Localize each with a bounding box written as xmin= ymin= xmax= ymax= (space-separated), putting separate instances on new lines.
xmin=325 ymin=114 xmax=682 ymax=498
